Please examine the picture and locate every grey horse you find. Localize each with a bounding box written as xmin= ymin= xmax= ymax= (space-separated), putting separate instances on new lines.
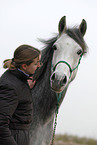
xmin=29 ymin=16 xmax=87 ymax=145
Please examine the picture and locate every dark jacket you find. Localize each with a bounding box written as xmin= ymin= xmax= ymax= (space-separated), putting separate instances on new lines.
xmin=0 ymin=69 xmax=33 ymax=145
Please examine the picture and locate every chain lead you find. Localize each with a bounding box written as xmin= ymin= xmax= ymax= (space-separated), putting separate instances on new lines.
xmin=50 ymin=112 xmax=58 ymax=145
xmin=50 ymin=93 xmax=62 ymax=145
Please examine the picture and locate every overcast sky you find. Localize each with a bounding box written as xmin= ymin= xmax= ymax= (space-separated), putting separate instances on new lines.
xmin=0 ymin=0 xmax=97 ymax=139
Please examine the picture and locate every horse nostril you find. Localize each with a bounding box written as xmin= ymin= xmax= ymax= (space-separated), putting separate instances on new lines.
xmin=63 ymin=76 xmax=67 ymax=84
xmin=51 ymin=73 xmax=55 ymax=81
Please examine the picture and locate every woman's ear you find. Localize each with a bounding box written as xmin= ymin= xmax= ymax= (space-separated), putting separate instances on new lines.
xmin=21 ymin=64 xmax=27 ymax=70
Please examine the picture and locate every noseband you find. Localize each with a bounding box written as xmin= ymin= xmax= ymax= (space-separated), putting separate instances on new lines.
xmin=52 ymin=54 xmax=83 ymax=78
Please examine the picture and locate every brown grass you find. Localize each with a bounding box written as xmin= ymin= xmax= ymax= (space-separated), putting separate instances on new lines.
xmin=53 ymin=134 xmax=97 ymax=145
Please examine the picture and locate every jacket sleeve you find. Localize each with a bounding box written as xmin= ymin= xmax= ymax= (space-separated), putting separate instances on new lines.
xmin=0 ymin=84 xmax=18 ymax=145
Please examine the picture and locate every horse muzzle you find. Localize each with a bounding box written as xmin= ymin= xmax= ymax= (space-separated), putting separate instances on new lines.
xmin=50 ymin=72 xmax=67 ymax=93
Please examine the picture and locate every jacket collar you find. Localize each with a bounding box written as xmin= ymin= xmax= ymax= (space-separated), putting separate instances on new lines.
xmin=8 ymin=69 xmax=30 ymax=82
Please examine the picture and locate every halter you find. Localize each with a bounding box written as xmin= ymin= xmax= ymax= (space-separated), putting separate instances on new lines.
xmin=52 ymin=54 xmax=83 ymax=79
xmin=50 ymin=53 xmax=83 ymax=145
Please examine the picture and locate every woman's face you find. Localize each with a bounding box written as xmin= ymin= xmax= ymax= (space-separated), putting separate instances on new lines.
xmin=21 ymin=54 xmax=41 ymax=75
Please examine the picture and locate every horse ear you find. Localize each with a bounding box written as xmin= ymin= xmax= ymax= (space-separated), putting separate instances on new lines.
xmin=79 ymin=19 xmax=87 ymax=36
xmin=58 ymin=16 xmax=66 ymax=34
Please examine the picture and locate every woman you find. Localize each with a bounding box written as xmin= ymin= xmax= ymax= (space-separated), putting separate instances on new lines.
xmin=0 ymin=44 xmax=41 ymax=145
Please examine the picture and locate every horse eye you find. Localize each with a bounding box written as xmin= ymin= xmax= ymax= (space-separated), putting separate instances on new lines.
xmin=52 ymin=45 xmax=57 ymax=50
xmin=77 ymin=50 xmax=82 ymax=55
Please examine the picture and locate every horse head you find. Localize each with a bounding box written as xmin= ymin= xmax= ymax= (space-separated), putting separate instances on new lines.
xmin=50 ymin=16 xmax=87 ymax=93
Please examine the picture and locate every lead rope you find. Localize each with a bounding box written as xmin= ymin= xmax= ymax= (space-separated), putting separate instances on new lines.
xmin=50 ymin=93 xmax=62 ymax=145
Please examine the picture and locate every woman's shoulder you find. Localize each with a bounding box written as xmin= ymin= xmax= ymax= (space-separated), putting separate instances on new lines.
xmin=0 ymin=69 xmax=25 ymax=92
xmin=0 ymin=71 xmax=21 ymax=100
xmin=0 ymin=69 xmax=17 ymax=83
xmin=0 ymin=70 xmax=11 ymax=83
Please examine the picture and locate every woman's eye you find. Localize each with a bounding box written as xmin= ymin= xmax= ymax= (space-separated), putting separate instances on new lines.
xmin=77 ymin=50 xmax=82 ymax=55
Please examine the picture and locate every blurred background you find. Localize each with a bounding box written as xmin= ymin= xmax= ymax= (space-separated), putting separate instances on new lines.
xmin=0 ymin=0 xmax=97 ymax=139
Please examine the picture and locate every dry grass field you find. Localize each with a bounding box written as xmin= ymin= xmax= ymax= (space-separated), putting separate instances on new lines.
xmin=53 ymin=134 xmax=97 ymax=145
